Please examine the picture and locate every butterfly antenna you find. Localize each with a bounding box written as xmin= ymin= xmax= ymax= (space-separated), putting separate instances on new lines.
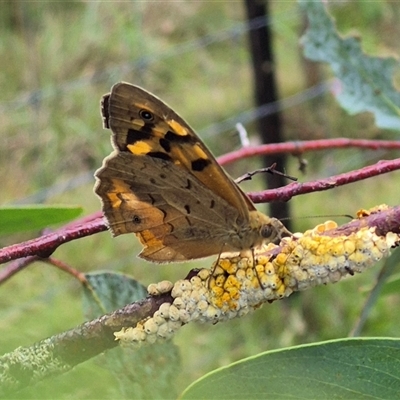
xmin=279 ymin=214 xmax=354 ymax=223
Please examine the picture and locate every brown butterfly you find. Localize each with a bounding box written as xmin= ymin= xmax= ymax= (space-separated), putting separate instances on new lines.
xmin=94 ymin=82 xmax=290 ymax=262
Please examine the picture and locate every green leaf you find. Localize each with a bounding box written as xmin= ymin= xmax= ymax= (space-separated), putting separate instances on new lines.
xmin=181 ymin=338 xmax=400 ymax=399
xmin=300 ymin=0 xmax=400 ymax=131
xmin=0 ymin=205 xmax=83 ymax=235
xmin=83 ymin=271 xmax=147 ymax=318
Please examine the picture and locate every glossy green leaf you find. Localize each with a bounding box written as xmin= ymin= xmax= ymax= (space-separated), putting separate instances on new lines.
xmin=0 ymin=205 xmax=83 ymax=235
xmin=181 ymin=338 xmax=400 ymax=399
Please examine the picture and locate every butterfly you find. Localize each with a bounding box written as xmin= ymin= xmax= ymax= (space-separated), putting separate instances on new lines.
xmin=94 ymin=82 xmax=290 ymax=263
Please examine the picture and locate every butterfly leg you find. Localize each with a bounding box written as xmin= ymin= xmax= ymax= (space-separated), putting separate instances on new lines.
xmin=250 ymin=248 xmax=267 ymax=290
xmin=207 ymin=243 xmax=227 ymax=290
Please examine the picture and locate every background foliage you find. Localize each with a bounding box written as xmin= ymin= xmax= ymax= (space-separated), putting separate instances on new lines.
xmin=1 ymin=1 xmax=400 ymax=398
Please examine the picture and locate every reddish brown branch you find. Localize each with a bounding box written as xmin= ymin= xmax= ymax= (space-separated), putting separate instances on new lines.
xmin=248 ymin=159 xmax=400 ymax=203
xmin=0 ymin=256 xmax=39 ymax=283
xmin=217 ymin=138 xmax=400 ymax=165
xmin=0 ymin=256 xmax=90 ymax=286
xmin=44 ymin=257 xmax=88 ymax=284
xmin=0 ymin=214 xmax=107 ymax=265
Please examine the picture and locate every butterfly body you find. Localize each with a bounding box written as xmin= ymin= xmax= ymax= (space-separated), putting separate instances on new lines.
xmin=95 ymin=83 xmax=290 ymax=262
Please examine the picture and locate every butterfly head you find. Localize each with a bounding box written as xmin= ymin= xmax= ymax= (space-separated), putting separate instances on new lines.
xmin=250 ymin=211 xmax=292 ymax=247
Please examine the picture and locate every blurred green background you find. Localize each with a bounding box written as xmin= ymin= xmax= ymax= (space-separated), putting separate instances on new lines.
xmin=1 ymin=1 xmax=400 ymax=398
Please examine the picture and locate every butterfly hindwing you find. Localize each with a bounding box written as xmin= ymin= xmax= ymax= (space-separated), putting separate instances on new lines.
xmin=95 ymin=151 xmax=247 ymax=261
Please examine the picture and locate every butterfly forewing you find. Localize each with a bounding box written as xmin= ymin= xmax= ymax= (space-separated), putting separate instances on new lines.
xmin=105 ymin=83 xmax=255 ymax=216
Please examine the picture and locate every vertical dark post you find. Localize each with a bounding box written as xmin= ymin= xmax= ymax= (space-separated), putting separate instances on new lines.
xmin=244 ymin=0 xmax=290 ymax=228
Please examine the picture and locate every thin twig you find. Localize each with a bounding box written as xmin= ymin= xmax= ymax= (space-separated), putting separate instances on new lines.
xmin=43 ymin=257 xmax=88 ymax=284
xmin=235 ymin=163 xmax=297 ymax=184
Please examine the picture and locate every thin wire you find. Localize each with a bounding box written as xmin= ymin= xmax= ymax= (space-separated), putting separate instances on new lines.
xmin=0 ymin=9 xmax=299 ymax=113
xmin=199 ymin=80 xmax=331 ymax=139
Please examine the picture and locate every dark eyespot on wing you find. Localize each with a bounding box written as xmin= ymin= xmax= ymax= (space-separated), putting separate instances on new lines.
xmin=191 ymin=158 xmax=211 ymax=172
xmin=165 ymin=130 xmax=197 ymax=144
xmin=184 ymin=205 xmax=191 ymax=214
xmin=210 ymin=199 xmax=215 ymax=209
xmin=139 ymin=109 xmax=154 ymax=121
xmin=147 ymin=152 xmax=172 ymax=161
xmin=185 ymin=179 xmax=191 ymax=190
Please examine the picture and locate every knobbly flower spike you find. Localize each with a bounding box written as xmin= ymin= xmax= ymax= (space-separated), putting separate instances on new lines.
xmin=114 ymin=205 xmax=400 ymax=345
